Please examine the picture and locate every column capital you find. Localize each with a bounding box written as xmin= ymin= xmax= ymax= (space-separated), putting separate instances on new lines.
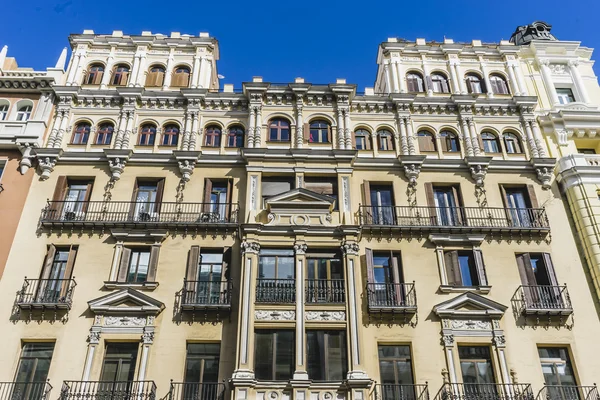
xmin=538 ymin=58 xmax=551 ymax=67
xmin=241 ymin=241 xmax=260 ymax=254
xmin=441 ymin=333 xmax=455 ymax=347
xmin=492 ymin=334 xmax=506 ymax=348
xmin=341 ymin=241 xmax=359 ymax=256
xmin=88 ymin=330 xmax=101 ymax=344
xmin=142 ymin=328 xmax=155 ymax=344
xmin=293 ymin=242 xmax=307 ymax=255
xmin=568 ymin=59 xmax=580 ymax=68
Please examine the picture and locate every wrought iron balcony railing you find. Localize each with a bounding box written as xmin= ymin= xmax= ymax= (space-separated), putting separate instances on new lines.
xmin=513 ymin=285 xmax=573 ymax=315
xmin=359 ymin=206 xmax=549 ymax=231
xmin=255 ymin=279 xmax=295 ymax=303
xmin=60 ymin=381 xmax=156 ymax=400
xmin=0 ymin=381 xmax=52 ymax=400
xmin=537 ymin=385 xmax=600 ymax=400
xmin=16 ymin=278 xmax=76 ymax=309
xmin=374 ymin=384 xmax=430 ymax=400
xmin=305 ymin=279 xmax=345 ymax=304
xmin=367 ymin=282 xmax=417 ymax=313
xmin=40 ymin=201 xmax=239 ymax=227
xmin=181 ymin=280 xmax=232 ymax=310
xmin=165 ymin=382 xmax=226 ymax=400
xmin=436 ymin=383 xmax=535 ymax=400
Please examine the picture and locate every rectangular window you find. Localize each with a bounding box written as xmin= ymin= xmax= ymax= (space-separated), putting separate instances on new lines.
xmin=304 ymin=176 xmax=338 ymax=210
xmin=365 ymin=182 xmax=395 ymax=225
xmin=444 ymin=250 xmax=487 ymax=287
xmin=307 ymin=330 xmax=348 ymax=381
xmin=306 ymin=250 xmax=344 ymax=303
xmin=516 ymin=253 xmax=562 ymax=309
xmin=556 ymin=88 xmax=575 ymax=104
xmin=257 ymin=249 xmax=295 ymax=303
xmin=203 ymin=179 xmax=232 ymax=222
xmin=131 ymin=179 xmax=164 ymax=221
xmin=500 ymin=185 xmax=539 ymax=228
xmin=184 ymin=343 xmax=220 ymax=384
xmin=378 ymin=345 xmax=414 ymax=385
xmin=255 ymin=330 xmax=295 ymax=381
xmin=100 ymin=343 xmax=139 ymax=382
xmin=127 ymin=248 xmax=151 ymax=283
xmin=50 ymin=177 xmax=94 ymax=220
xmin=116 ymin=245 xmax=159 ymax=284
xmin=38 ymin=245 xmax=77 ymax=303
xmin=261 ymin=177 xmax=294 ymax=207
xmin=538 ymin=347 xmax=578 ymax=387
xmin=459 ymin=346 xmax=496 ymax=385
xmin=432 ymin=185 xmax=462 ymax=226
xmin=15 ymin=342 xmax=55 ymax=384
xmin=577 ymin=148 xmax=596 ymax=154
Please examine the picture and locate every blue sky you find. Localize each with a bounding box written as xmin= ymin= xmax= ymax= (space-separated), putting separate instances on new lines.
xmin=1 ymin=0 xmax=598 ymax=90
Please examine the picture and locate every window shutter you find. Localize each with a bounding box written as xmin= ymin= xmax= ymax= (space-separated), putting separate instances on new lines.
xmin=542 ymin=253 xmax=559 ymax=287
xmin=365 ymin=248 xmax=375 ymax=283
xmin=425 ymin=76 xmax=433 ymax=92
xmin=155 ymin=179 xmax=165 ymax=213
xmin=473 ymin=249 xmax=488 ymax=286
xmin=81 ymin=181 xmax=94 ymax=213
xmin=327 ymin=125 xmax=332 ymax=143
xmin=362 ymin=180 xmax=371 ymax=207
xmin=185 ymin=245 xmax=201 ymax=297
xmin=117 ymin=247 xmax=132 ymax=282
xmin=407 ymin=77 xmax=416 ymax=92
xmin=120 ymin=71 xmax=129 ymax=86
xmin=60 ymin=246 xmax=78 ymax=297
xmin=40 ymin=245 xmax=57 ymax=280
xmin=424 ymin=183 xmax=435 ymax=207
xmin=365 ymin=134 xmax=372 ymax=150
xmin=93 ymin=71 xmax=103 ymax=85
xmin=481 ymin=79 xmax=487 ymax=94
xmin=441 ymin=78 xmax=449 ymax=93
xmin=499 ymin=185 xmax=509 ymax=208
xmin=477 ymin=134 xmax=485 ymax=153
xmin=390 ymin=252 xmax=403 ymax=284
xmin=444 ymin=251 xmax=461 ymax=286
xmin=52 ymin=176 xmax=68 ymax=202
xmin=440 ymin=136 xmax=449 ymax=152
xmin=452 ymin=186 xmax=464 ymax=224
xmin=203 ymin=178 xmax=213 ymax=213
xmin=128 ymin=180 xmax=140 ymax=220
xmin=225 ymin=179 xmax=233 ymax=221
xmin=304 ymin=123 xmax=310 ymax=142
xmin=351 ymin=130 xmax=356 ymax=149
xmin=147 ymin=245 xmax=160 ymax=282
xmin=223 ymin=247 xmax=232 ymax=281
xmin=516 ymin=253 xmax=536 ymax=285
xmin=526 ymin=185 xmax=539 ymax=209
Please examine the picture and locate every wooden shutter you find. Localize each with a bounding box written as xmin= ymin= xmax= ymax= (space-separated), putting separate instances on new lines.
xmin=60 ymin=246 xmax=78 ymax=297
xmin=365 ymin=248 xmax=375 ymax=283
xmin=516 ymin=253 xmax=536 ymax=285
xmin=81 ymin=181 xmax=94 ymax=213
xmin=425 ymin=76 xmax=433 ymax=92
xmin=441 ymin=78 xmax=450 ymax=93
xmin=424 ymin=183 xmax=435 ymax=207
xmin=117 ymin=247 xmax=132 ymax=282
xmin=440 ymin=135 xmax=449 ymax=152
xmin=362 ymin=180 xmax=371 ymax=207
xmin=119 ymin=71 xmax=129 ymax=86
xmin=40 ymin=245 xmax=57 ymax=280
xmin=473 ymin=249 xmax=488 ymax=286
xmin=223 ymin=247 xmax=231 ymax=281
xmin=499 ymin=185 xmax=509 ymax=208
xmin=52 ymin=176 xmax=68 ymax=202
xmin=542 ymin=253 xmax=559 ymax=287
xmin=417 ymin=135 xmax=429 ymax=152
xmin=93 ymin=70 xmax=103 ymax=85
xmin=129 ymin=180 xmax=140 ymax=220
xmin=407 ymin=76 xmax=416 ymax=92
xmin=185 ymin=245 xmax=201 ymax=296
xmin=147 ymin=245 xmax=160 ymax=282
xmin=304 ymin=123 xmax=310 ymax=142
xmin=351 ymin=130 xmax=356 ymax=149
xmin=203 ymin=178 xmax=213 ymax=213
xmin=390 ymin=252 xmax=403 ymax=284
xmin=155 ymin=179 xmax=165 ymax=214
xmin=526 ymin=185 xmax=539 ymax=209
xmin=327 ymin=125 xmax=332 ymax=143
xmin=225 ymin=179 xmax=233 ymax=221
xmin=477 ymin=134 xmax=485 ymax=153
xmin=444 ymin=251 xmax=461 ymax=286
xmin=452 ymin=185 xmax=464 ymax=224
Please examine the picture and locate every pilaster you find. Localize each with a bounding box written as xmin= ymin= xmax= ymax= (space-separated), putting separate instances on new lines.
xmin=293 ymin=241 xmax=308 ymax=380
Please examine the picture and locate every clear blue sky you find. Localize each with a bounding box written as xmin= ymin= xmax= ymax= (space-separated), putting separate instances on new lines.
xmin=1 ymin=0 xmax=598 ymax=90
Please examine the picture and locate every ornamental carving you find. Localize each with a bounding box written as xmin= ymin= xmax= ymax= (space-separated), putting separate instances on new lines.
xmin=492 ymin=335 xmax=506 ymax=347
xmin=294 ymin=243 xmax=307 ymax=255
xmin=450 ymin=319 xmax=492 ymax=331
xmin=104 ymin=316 xmax=146 ymax=327
xmin=255 ymin=310 xmax=296 ymax=321
xmin=341 ymin=241 xmax=359 ymax=256
xmin=241 ymin=241 xmax=260 ymax=254
xmin=305 ymin=311 xmax=346 ymax=321
xmin=37 ymin=156 xmax=59 ymax=180
xmin=88 ymin=331 xmax=101 ymax=344
xmin=142 ymin=330 xmax=155 ymax=344
xmin=108 ymin=157 xmax=127 ymax=181
xmin=442 ymin=334 xmax=454 ymax=346
xmin=470 ymin=164 xmax=488 ymax=188
xmin=549 ymin=64 xmax=567 ymax=75
xmin=177 ymin=159 xmax=196 ymax=183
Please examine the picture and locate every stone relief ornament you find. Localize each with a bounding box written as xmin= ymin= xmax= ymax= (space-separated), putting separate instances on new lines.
xmin=88 ymin=331 xmax=101 ymax=344
xmin=305 ymin=311 xmax=346 ymax=321
xmin=142 ymin=330 xmax=155 ymax=344
xmin=450 ymin=319 xmax=492 ymax=331
xmin=104 ymin=316 xmax=146 ymax=327
xmin=536 ymin=166 xmax=553 ymax=190
xmin=255 ymin=310 xmax=296 ymax=321
xmin=241 ymin=241 xmax=260 ymax=254
xmin=441 ymin=334 xmax=454 ymax=346
xmin=403 ymin=164 xmax=421 ymax=186
xmin=470 ymin=164 xmax=488 ymax=187
xmin=341 ymin=241 xmax=359 ymax=256
xmin=492 ymin=335 xmax=506 ymax=347
xmin=108 ymin=157 xmax=128 ymax=181
xmin=38 ymin=156 xmax=58 ymax=180
xmin=178 ymin=159 xmax=196 ymax=183
xmin=293 ymin=243 xmax=308 ymax=255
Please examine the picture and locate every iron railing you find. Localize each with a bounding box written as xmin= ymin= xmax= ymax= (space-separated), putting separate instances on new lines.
xmin=375 ymin=384 xmax=430 ymax=400
xmin=60 ymin=381 xmax=157 ymax=400
xmin=514 ymin=285 xmax=573 ymax=315
xmin=537 ymin=385 xmax=600 ymax=400
xmin=359 ymin=206 xmax=549 ymax=230
xmin=255 ymin=279 xmax=295 ymax=303
xmin=40 ymin=201 xmax=239 ymax=225
xmin=16 ymin=278 xmax=76 ymax=308
xmin=436 ymin=383 xmax=535 ymax=400
xmin=305 ymin=279 xmax=345 ymax=303
xmin=181 ymin=280 xmax=232 ymax=308
xmin=0 ymin=381 xmax=52 ymax=400
xmin=165 ymin=382 xmax=226 ymax=400
xmin=367 ymin=282 xmax=417 ymax=311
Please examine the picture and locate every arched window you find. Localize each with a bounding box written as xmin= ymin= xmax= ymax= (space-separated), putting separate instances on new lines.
xmin=417 ymin=131 xmax=436 ymax=152
xmin=465 ymin=73 xmax=484 ymax=94
xmin=138 ymin=124 xmax=157 ymax=146
xmin=111 ymin=65 xmax=130 ymax=86
xmin=353 ymin=129 xmax=371 ymax=150
xmin=96 ymin=123 xmax=114 ymax=145
xmin=377 ymin=129 xmax=394 ymax=151
xmin=269 ymin=118 xmax=291 ymax=142
xmin=162 ymin=124 xmax=179 ymax=146
xmin=146 ymin=65 xmax=165 ymax=87
xmin=71 ymin=122 xmax=91 ymax=144
xmin=503 ymin=133 xmax=523 ymax=154
xmin=489 ymin=74 xmax=510 ymax=95
xmin=16 ymin=104 xmax=32 ymax=121
xmin=440 ymin=130 xmax=460 ymax=152
xmin=0 ymin=102 xmax=8 ymax=121
xmin=85 ymin=64 xmax=104 ymax=85
xmin=431 ymin=73 xmax=450 ymax=93
xmin=205 ymin=125 xmax=222 ymax=147
xmin=172 ymin=66 xmax=191 ymax=87
xmin=481 ymin=132 xmax=500 ymax=153
xmin=308 ymin=120 xmax=331 ymax=143
xmin=406 ymin=72 xmax=424 ymax=93
xmin=227 ymin=125 xmax=245 ymax=148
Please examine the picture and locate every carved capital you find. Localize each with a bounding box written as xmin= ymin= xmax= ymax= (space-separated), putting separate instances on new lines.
xmin=142 ymin=329 xmax=154 ymax=344
xmin=241 ymin=241 xmax=260 ymax=254
xmin=341 ymin=241 xmax=359 ymax=256
xmin=492 ymin=335 xmax=506 ymax=348
xmin=568 ymin=59 xmax=580 ymax=68
xmin=104 ymin=149 xmax=133 ymax=181
xmin=37 ymin=156 xmax=59 ymax=180
xmin=535 ymin=166 xmax=553 ymax=190
xmin=403 ymin=163 xmax=421 ymax=186
xmin=293 ymin=242 xmax=308 ymax=255
xmin=441 ymin=334 xmax=454 ymax=347
xmin=88 ymin=331 xmax=101 ymax=344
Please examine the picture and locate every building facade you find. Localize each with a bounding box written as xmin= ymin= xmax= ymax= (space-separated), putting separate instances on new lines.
xmin=1 ymin=22 xmax=600 ymax=400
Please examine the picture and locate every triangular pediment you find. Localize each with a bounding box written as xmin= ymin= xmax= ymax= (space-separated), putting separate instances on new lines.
xmin=266 ymin=188 xmax=335 ymax=212
xmin=88 ymin=288 xmax=165 ymax=315
xmin=433 ymin=292 xmax=507 ymax=318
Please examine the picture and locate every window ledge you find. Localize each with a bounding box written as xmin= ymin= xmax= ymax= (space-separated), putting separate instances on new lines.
xmin=103 ymin=281 xmax=159 ymax=290
xmin=439 ymin=285 xmax=491 ymax=294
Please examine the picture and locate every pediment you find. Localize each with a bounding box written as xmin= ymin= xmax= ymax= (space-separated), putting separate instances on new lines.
xmin=266 ymin=188 xmax=335 ymax=213
xmin=88 ymin=288 xmax=165 ymax=315
xmin=433 ymin=292 xmax=507 ymax=318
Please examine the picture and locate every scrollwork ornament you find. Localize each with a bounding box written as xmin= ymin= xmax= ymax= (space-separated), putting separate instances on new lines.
xmin=88 ymin=331 xmax=101 ymax=344
xmin=441 ymin=334 xmax=454 ymax=347
xmin=142 ymin=330 xmax=154 ymax=344
xmin=241 ymin=241 xmax=260 ymax=254
xmin=341 ymin=241 xmax=359 ymax=256
xmin=38 ymin=156 xmax=58 ymax=180
xmin=492 ymin=335 xmax=506 ymax=348
xmin=294 ymin=242 xmax=308 ymax=255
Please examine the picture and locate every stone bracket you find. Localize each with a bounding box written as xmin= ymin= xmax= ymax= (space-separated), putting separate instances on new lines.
xmin=174 ymin=151 xmax=201 ymax=183
xmin=531 ymin=158 xmax=557 ymax=190
xmin=104 ymin=149 xmax=133 ymax=181
xmin=34 ymin=148 xmax=63 ymax=180
xmin=465 ymin=156 xmax=493 ymax=187
xmin=399 ymin=155 xmax=427 ymax=186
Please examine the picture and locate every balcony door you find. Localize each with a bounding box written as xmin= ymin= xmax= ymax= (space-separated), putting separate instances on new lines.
xmin=131 ymin=179 xmax=164 ymax=222
xmin=99 ymin=343 xmax=139 ymax=397
xmin=459 ymin=346 xmax=496 ymax=396
xmin=378 ymin=345 xmax=415 ymax=400
xmin=366 ymin=250 xmax=405 ymax=307
xmin=364 ymin=181 xmax=395 ymax=225
xmin=538 ymin=347 xmax=579 ymax=400
xmin=203 ymin=179 xmax=232 ymax=222
xmin=516 ymin=253 xmax=561 ymax=308
xmin=257 ymin=249 xmax=295 ymax=303
xmin=14 ymin=343 xmax=55 ymax=400
xmin=432 ymin=186 xmax=462 ymax=226
xmin=306 ymin=252 xmax=343 ymax=303
xmin=184 ymin=343 xmax=221 ymax=400
xmin=50 ymin=177 xmax=93 ymax=221
xmin=38 ymin=245 xmax=76 ymax=303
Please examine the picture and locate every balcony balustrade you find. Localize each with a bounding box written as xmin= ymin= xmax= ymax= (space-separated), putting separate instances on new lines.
xmin=435 ymin=383 xmax=535 ymax=400
xmin=513 ymin=285 xmax=573 ymax=316
xmin=255 ymin=279 xmax=295 ymax=303
xmin=181 ymin=280 xmax=232 ymax=311
xmin=60 ymin=381 xmax=156 ymax=400
xmin=374 ymin=384 xmax=429 ymax=400
xmin=367 ymin=282 xmax=417 ymax=313
xmin=305 ymin=279 xmax=345 ymax=304
xmin=16 ymin=278 xmax=76 ymax=309
xmin=0 ymin=381 xmax=52 ymax=400
xmin=537 ymin=385 xmax=600 ymax=400
xmin=165 ymin=382 xmax=226 ymax=400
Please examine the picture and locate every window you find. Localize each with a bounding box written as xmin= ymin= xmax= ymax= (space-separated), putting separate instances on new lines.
xmin=440 ymin=131 xmax=460 ymax=152
xmin=465 ymin=73 xmax=484 ymax=94
xmin=0 ymin=103 xmax=8 ymax=120
xmin=116 ymin=245 xmax=159 ymax=284
xmin=308 ymin=120 xmax=331 ymax=143
xmin=557 ymin=88 xmax=575 ymax=105
xmin=100 ymin=343 xmax=138 ymax=382
xmin=50 ymin=177 xmax=93 ymax=220
xmin=501 ymin=185 xmax=538 ymax=227
xmin=459 ymin=346 xmax=496 ymax=384
xmin=14 ymin=343 xmax=55 ymax=395
xmin=162 ymin=124 xmax=179 ymax=146
xmin=304 ymin=176 xmax=338 ymax=209
xmin=378 ymin=345 xmax=414 ymax=386
xmin=85 ymin=64 xmax=104 ymax=85
xmin=354 ymin=129 xmax=371 ymax=150
xmin=516 ymin=253 xmax=562 ymax=308
xmin=16 ymin=105 xmax=32 ymax=121
xmin=125 ymin=248 xmax=150 ymax=283
xmin=185 ymin=248 xmax=229 ymax=304
xmin=184 ymin=343 xmax=220 ymax=387
xmin=417 ymin=131 xmax=436 ymax=152
xmin=96 ymin=123 xmax=114 ymax=145
xmin=431 ymin=73 xmax=450 ymax=93
xmin=257 ymin=249 xmax=295 ymax=303
xmin=131 ymin=179 xmax=164 ymax=219
xmin=406 ymin=72 xmax=424 ymax=92
xmin=138 ymin=124 xmax=157 ymax=146
xmin=172 ymin=66 xmax=191 ymax=87
xmin=261 ymin=176 xmax=294 ymax=207
xmin=428 ymin=184 xmax=463 ymax=226
xmin=538 ymin=347 xmax=578 ymax=388
xmin=307 ymin=331 xmax=347 ymax=381
xmin=204 ymin=125 xmax=221 ymax=147
xmin=269 ymin=119 xmax=291 ymax=142
xmin=481 ymin=132 xmax=500 ymax=153
xmin=203 ymin=179 xmax=232 ymax=222
xmin=37 ymin=245 xmax=77 ymax=303
xmin=503 ymin=133 xmax=523 ymax=154
xmin=366 ymin=250 xmax=406 ymax=307
xmin=255 ymin=330 xmax=295 ymax=380
xmin=71 ymin=122 xmax=91 ymax=145
xmin=364 ymin=182 xmax=395 ymax=225
xmin=111 ymin=65 xmax=130 ymax=86
xmin=378 ymin=130 xmax=394 ymax=151
xmin=443 ymin=250 xmax=487 ymax=287
xmin=146 ymin=65 xmax=165 ymax=87
xmin=227 ymin=126 xmax=245 ymax=148
xmin=489 ymin=74 xmax=510 ymax=95
xmin=578 ymin=148 xmax=596 ymax=154
xmin=306 ymin=250 xmax=343 ymax=303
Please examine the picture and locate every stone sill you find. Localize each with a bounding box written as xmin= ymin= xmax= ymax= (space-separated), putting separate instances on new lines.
xmin=439 ymin=285 xmax=491 ymax=294
xmin=103 ymin=281 xmax=159 ymax=290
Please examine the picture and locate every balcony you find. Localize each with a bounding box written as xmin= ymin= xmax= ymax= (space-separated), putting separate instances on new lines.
xmin=255 ymin=279 xmax=295 ymax=303
xmin=39 ymin=201 xmax=239 ymax=230
xmin=367 ymin=282 xmax=417 ymax=314
xmin=60 ymin=381 xmax=156 ymax=400
xmin=537 ymin=385 xmax=599 ymax=400
xmin=374 ymin=384 xmax=429 ymax=400
xmin=180 ymin=280 xmax=232 ymax=311
xmin=512 ymin=285 xmax=573 ymax=316
xmin=359 ymin=206 xmax=549 ymax=235
xmin=305 ymin=279 xmax=345 ymax=304
xmin=16 ymin=278 xmax=77 ymax=310
xmin=0 ymin=381 xmax=53 ymax=400
xmin=165 ymin=382 xmax=226 ymax=400
xmin=435 ymin=383 xmax=535 ymax=400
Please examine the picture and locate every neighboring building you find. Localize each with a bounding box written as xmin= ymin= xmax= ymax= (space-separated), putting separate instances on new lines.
xmin=1 ymin=24 xmax=600 ymax=400
xmin=0 ymin=45 xmax=65 ymax=279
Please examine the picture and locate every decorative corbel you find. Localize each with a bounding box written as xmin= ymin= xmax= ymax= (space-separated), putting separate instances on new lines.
xmin=17 ymin=142 xmax=37 ymax=175
xmin=532 ymin=158 xmax=557 ymax=190
xmin=399 ymin=155 xmax=426 ymax=186
xmin=104 ymin=149 xmax=133 ymax=181
xmin=174 ymin=151 xmax=201 ymax=184
xmin=465 ymin=157 xmax=492 ymax=188
xmin=34 ymin=148 xmax=63 ymax=180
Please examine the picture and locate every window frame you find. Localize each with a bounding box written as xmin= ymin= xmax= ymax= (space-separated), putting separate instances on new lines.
xmin=126 ymin=247 xmax=152 ymax=283
xmin=0 ymin=103 xmax=8 ymax=120
xmin=308 ymin=120 xmax=331 ymax=143
xmin=306 ymin=330 xmax=348 ymax=381
xmin=226 ymin=126 xmax=245 ymax=148
xmin=254 ymin=330 xmax=295 ymax=381
xmin=16 ymin=105 xmax=32 ymax=121
xmin=556 ymin=88 xmax=576 ymax=104
xmin=440 ymin=130 xmax=460 ymax=153
xmin=138 ymin=124 xmax=157 ymax=146
xmin=268 ymin=119 xmax=291 ymax=142
xmin=71 ymin=122 xmax=91 ymax=145
xmin=481 ymin=132 xmax=500 ymax=153
xmin=489 ymin=74 xmax=510 ymax=95
xmin=14 ymin=342 xmax=55 ymax=385
xmin=442 ymin=249 xmax=488 ymax=288
xmin=377 ymin=344 xmax=414 ymax=385
xmin=172 ymin=66 xmax=191 ymax=87
xmin=95 ymin=123 xmax=114 ymax=145
xmin=85 ymin=64 xmax=105 ymax=85
xmin=465 ymin=73 xmax=484 ymax=94
xmin=204 ymin=125 xmax=222 ymax=147
xmin=431 ymin=73 xmax=450 ymax=94
xmin=354 ymin=129 xmax=371 ymax=150
xmin=377 ymin=130 xmax=394 ymax=151
xmin=406 ymin=72 xmax=425 ymax=93
xmin=417 ymin=131 xmax=437 ymax=152
xmin=111 ymin=65 xmax=130 ymax=86
xmin=503 ymin=133 xmax=523 ymax=154
xmin=161 ymin=124 xmax=180 ymax=146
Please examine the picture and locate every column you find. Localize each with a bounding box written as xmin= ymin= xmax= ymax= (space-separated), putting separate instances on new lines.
xmin=435 ymin=247 xmax=447 ymax=285
xmin=137 ymin=331 xmax=154 ymax=381
xmin=397 ymin=114 xmax=409 ymax=155
xmin=122 ymin=111 xmax=134 ymax=149
xmin=247 ymin=107 xmax=256 ymax=148
xmin=198 ymin=57 xmax=207 ymax=88
xmin=66 ymin=52 xmax=81 ymax=85
xmin=460 ymin=118 xmax=474 ymax=157
xmin=492 ymin=335 xmax=510 ymax=384
xmin=189 ymin=111 xmax=199 ymax=150
xmin=442 ymin=334 xmax=458 ymax=383
xmin=182 ymin=112 xmax=192 ymax=150
xmin=506 ymin=63 xmax=520 ymax=96
xmin=54 ymin=109 xmax=70 ymax=148
xmin=293 ymin=242 xmax=308 ymax=380
xmin=530 ymin=120 xmax=547 ymax=157
xmin=405 ymin=117 xmax=416 ymax=155
xmin=108 ymin=243 xmax=124 ymax=281
xmin=396 ymin=62 xmax=406 ymax=93
xmin=191 ymin=55 xmax=201 ymax=89
xmin=136 ymin=51 xmax=148 ymax=87
xmin=513 ymin=64 xmax=528 ymax=96
xmin=422 ymin=57 xmax=433 ymax=96
xmin=371 ymin=132 xmax=379 ymax=158
xmin=100 ymin=48 xmax=115 ymax=89
xmin=82 ymin=331 xmax=100 ymax=380
xmin=129 ymin=52 xmax=141 ymax=87
xmin=538 ymin=59 xmax=559 ymax=105
xmin=480 ymin=62 xmax=493 ymax=98
xmin=522 ymin=119 xmax=539 ymax=158
xmin=390 ymin=61 xmax=400 ymax=93
xmin=254 ymin=106 xmax=262 ymax=147
xmin=454 ymin=63 xmax=467 ymax=94
xmin=344 ymin=109 xmax=352 ymax=150
xmin=337 ymin=108 xmax=346 ymax=150
xmin=467 ymin=118 xmax=481 ymax=156
xmin=114 ymin=111 xmax=126 ymax=149
xmin=296 ymin=100 xmax=304 ymax=149
xmin=163 ymin=48 xmax=175 ymax=89
xmin=383 ymin=62 xmax=393 ymax=94
xmin=73 ymin=53 xmax=87 ymax=86
xmin=569 ymin=60 xmax=590 ymax=104
xmin=448 ymin=61 xmax=460 ymax=94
